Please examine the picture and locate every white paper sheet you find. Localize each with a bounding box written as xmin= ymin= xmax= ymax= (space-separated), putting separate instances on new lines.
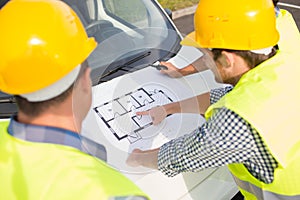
xmin=82 ymin=46 xmax=236 ymax=199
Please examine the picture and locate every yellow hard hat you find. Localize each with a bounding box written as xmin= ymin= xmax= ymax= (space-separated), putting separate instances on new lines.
xmin=181 ymin=0 xmax=279 ymax=50
xmin=0 ymin=0 xmax=97 ymax=95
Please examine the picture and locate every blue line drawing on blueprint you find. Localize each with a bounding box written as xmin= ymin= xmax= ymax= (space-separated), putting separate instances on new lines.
xmin=93 ymin=86 xmax=173 ymax=144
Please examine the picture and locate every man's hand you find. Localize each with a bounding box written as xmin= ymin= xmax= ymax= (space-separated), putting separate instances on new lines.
xmin=136 ymin=105 xmax=167 ymax=125
xmin=126 ymin=149 xmax=144 ymax=167
xmin=159 ymin=61 xmax=200 ymax=78
xmin=159 ymin=61 xmax=183 ymax=78
xmin=126 ymin=148 xmax=159 ymax=169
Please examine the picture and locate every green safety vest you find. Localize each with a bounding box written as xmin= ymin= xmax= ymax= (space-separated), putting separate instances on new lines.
xmin=0 ymin=120 xmax=149 ymax=200
xmin=205 ymin=50 xmax=300 ymax=199
xmin=276 ymin=9 xmax=300 ymax=52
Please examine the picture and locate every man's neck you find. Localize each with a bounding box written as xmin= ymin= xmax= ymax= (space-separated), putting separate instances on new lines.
xmin=17 ymin=110 xmax=81 ymax=133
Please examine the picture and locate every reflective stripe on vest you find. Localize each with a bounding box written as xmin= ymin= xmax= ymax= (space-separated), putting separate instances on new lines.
xmin=0 ymin=120 xmax=149 ymax=200
xmin=205 ymin=50 xmax=300 ymax=199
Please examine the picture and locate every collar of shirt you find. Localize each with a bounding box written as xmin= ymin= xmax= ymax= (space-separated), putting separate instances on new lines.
xmin=7 ymin=116 xmax=107 ymax=161
xmin=275 ymin=6 xmax=280 ymax=18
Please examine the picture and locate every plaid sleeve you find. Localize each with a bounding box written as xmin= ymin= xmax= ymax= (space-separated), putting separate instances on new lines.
xmin=158 ymin=107 xmax=256 ymax=177
xmin=210 ymin=86 xmax=233 ymax=104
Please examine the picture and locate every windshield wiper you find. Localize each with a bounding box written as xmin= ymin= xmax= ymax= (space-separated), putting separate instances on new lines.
xmin=97 ymin=50 xmax=151 ymax=82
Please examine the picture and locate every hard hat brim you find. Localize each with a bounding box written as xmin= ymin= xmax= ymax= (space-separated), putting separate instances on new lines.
xmin=180 ymin=31 xmax=202 ymax=48
xmin=20 ymin=65 xmax=81 ymax=102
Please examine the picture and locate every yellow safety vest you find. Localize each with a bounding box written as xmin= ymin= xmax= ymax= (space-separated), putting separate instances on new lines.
xmin=276 ymin=9 xmax=300 ymax=52
xmin=0 ymin=120 xmax=149 ymax=200
xmin=205 ymin=50 xmax=300 ymax=199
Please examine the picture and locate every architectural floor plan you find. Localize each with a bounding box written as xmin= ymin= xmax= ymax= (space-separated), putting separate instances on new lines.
xmin=93 ymin=85 xmax=173 ymax=144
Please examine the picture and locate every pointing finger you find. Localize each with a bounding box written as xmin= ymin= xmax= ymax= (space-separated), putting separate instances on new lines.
xmin=136 ymin=110 xmax=149 ymax=116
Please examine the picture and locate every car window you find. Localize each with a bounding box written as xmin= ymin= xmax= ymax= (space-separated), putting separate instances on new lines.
xmin=103 ymin=0 xmax=148 ymax=28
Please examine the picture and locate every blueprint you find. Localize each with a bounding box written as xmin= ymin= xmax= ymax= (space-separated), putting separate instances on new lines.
xmin=82 ymin=45 xmax=224 ymax=160
xmin=93 ymin=85 xmax=173 ymax=144
xmin=85 ymin=67 xmax=212 ymax=157
xmin=81 ymin=46 xmax=235 ymax=200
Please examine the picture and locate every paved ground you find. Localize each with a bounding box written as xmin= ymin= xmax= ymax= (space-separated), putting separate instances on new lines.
xmin=173 ymin=0 xmax=300 ymax=36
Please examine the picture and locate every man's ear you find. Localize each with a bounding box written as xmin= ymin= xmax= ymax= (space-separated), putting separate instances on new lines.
xmin=218 ymin=51 xmax=234 ymax=68
xmin=81 ymin=67 xmax=91 ymax=92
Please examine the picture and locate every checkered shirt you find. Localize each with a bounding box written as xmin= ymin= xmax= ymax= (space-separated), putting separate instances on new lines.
xmin=158 ymin=86 xmax=278 ymax=184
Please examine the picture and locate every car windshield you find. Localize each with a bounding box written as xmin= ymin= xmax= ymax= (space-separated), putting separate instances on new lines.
xmin=63 ymin=0 xmax=181 ymax=84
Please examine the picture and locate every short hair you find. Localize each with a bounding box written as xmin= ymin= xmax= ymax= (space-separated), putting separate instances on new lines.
xmin=273 ymin=0 xmax=279 ymax=6
xmin=0 ymin=0 xmax=9 ymax=8
xmin=211 ymin=47 xmax=277 ymax=69
xmin=15 ymin=60 xmax=89 ymax=117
